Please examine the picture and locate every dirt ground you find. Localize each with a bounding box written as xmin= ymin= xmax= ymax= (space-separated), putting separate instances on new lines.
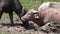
xmin=0 ymin=20 xmax=60 ymax=34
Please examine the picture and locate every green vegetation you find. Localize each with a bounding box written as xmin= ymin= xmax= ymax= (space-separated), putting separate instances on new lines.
xmin=20 ymin=0 xmax=60 ymax=10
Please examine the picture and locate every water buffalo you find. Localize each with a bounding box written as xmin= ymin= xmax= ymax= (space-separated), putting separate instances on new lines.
xmin=0 ymin=0 xmax=27 ymax=24
xmin=19 ymin=8 xmax=60 ymax=26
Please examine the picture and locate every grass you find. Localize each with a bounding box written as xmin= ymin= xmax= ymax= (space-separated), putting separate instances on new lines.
xmin=20 ymin=0 xmax=60 ymax=10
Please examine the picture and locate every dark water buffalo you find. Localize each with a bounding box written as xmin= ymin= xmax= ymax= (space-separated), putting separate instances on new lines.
xmin=19 ymin=8 xmax=60 ymax=26
xmin=0 ymin=0 xmax=27 ymax=24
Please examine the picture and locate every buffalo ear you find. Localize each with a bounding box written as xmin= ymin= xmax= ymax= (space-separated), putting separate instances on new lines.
xmin=34 ymin=14 xmax=39 ymax=19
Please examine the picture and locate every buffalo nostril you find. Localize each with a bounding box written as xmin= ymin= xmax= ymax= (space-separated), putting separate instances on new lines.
xmin=48 ymin=24 xmax=53 ymax=27
xmin=48 ymin=24 xmax=51 ymax=26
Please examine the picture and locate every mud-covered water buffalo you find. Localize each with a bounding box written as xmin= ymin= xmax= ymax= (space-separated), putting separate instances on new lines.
xmin=0 ymin=0 xmax=27 ymax=24
xmin=19 ymin=8 xmax=60 ymax=26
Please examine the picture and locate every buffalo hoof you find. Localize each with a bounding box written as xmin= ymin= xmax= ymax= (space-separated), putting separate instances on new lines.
xmin=10 ymin=23 xmax=15 ymax=26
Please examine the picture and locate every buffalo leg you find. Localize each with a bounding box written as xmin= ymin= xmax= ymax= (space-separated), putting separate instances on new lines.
xmin=0 ymin=11 xmax=3 ymax=19
xmin=9 ymin=12 xmax=14 ymax=25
